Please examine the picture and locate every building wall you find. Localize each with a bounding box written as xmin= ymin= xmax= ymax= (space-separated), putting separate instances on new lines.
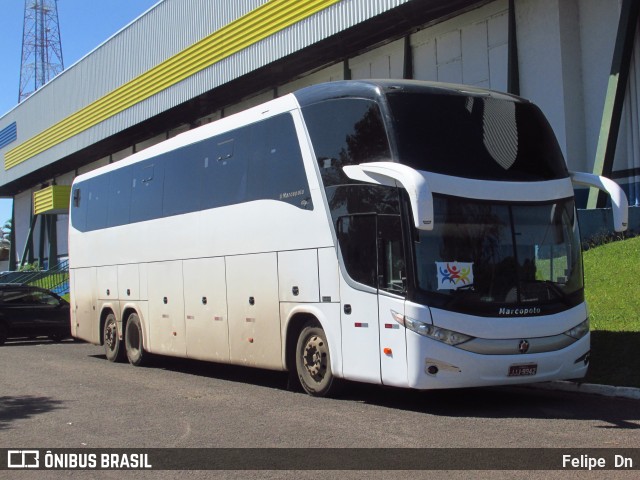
xmin=615 ymin=14 xmax=640 ymax=206
xmin=14 ymin=189 xmax=33 ymax=264
xmin=410 ymin=0 xmax=509 ymax=90
xmin=278 ymin=62 xmax=346 ymax=95
xmin=517 ymin=0 xmax=584 ymax=170
xmin=579 ymin=0 xmax=621 ymax=173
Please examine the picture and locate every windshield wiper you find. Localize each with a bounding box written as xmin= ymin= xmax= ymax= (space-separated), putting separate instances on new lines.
xmin=519 ymin=279 xmax=569 ymax=305
xmin=445 ymin=285 xmax=477 ymax=308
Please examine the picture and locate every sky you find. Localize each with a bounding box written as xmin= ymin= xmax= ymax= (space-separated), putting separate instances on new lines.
xmin=0 ymin=0 xmax=160 ymax=223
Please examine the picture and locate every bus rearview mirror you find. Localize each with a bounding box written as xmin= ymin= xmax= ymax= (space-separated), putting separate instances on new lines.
xmin=570 ymin=171 xmax=628 ymax=232
xmin=343 ymin=162 xmax=434 ymax=231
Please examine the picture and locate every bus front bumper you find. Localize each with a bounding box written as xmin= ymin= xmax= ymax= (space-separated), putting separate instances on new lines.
xmin=406 ymin=331 xmax=590 ymax=390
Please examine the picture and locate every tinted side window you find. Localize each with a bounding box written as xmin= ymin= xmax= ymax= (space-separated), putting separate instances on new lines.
xmin=302 ymin=99 xmax=391 ymax=187
xmin=71 ymin=114 xmax=311 ymax=232
xmin=201 ymin=127 xmax=250 ymax=209
xmin=330 ymin=186 xmax=405 ymax=292
xmin=248 ymin=114 xmax=312 ymax=210
xmin=335 ymin=211 xmax=406 ymax=293
xmin=163 ymin=144 xmax=206 ymax=216
xmin=107 ymin=166 xmax=132 ymax=227
xmin=70 ymin=185 xmax=87 ymax=231
xmin=85 ymin=177 xmax=109 ymax=231
xmin=325 ymin=184 xmax=400 ymax=226
xmin=131 ymin=160 xmax=165 ymax=223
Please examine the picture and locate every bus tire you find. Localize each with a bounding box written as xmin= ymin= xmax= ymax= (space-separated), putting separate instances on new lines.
xmin=0 ymin=323 xmax=7 ymax=346
xmin=103 ymin=313 xmax=124 ymax=362
xmin=124 ymin=312 xmax=148 ymax=366
xmin=295 ymin=321 xmax=338 ymax=397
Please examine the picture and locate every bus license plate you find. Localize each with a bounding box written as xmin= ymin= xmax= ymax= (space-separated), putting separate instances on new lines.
xmin=508 ymin=364 xmax=537 ymax=377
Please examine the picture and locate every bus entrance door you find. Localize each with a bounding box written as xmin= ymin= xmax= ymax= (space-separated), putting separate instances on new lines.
xmin=337 ymin=213 xmax=408 ymax=386
xmin=337 ymin=213 xmax=381 ymax=384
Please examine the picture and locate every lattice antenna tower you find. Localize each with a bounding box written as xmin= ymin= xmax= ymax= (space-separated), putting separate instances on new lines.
xmin=18 ymin=0 xmax=64 ymax=102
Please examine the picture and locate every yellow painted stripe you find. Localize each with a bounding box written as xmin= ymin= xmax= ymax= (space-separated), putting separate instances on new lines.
xmin=6 ymin=0 xmax=341 ymax=170
xmin=33 ymin=185 xmax=71 ymax=215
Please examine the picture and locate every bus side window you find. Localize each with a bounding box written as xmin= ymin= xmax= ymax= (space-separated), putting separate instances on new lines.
xmin=202 ymin=128 xmax=250 ymax=209
xmin=302 ymin=99 xmax=391 ymax=187
xmin=107 ymin=166 xmax=132 ymax=227
xmin=216 ymin=138 xmax=234 ymax=162
xmin=163 ymin=144 xmax=204 ymax=216
xmin=71 ymin=185 xmax=87 ymax=232
xmin=85 ymin=177 xmax=109 ymax=231
xmin=248 ymin=114 xmax=312 ymax=210
xmin=131 ymin=161 xmax=165 ymax=223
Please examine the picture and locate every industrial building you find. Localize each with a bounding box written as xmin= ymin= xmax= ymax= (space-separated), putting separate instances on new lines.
xmin=0 ymin=0 xmax=638 ymax=269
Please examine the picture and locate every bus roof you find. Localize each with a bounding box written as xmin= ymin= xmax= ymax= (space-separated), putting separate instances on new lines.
xmin=293 ymin=79 xmax=525 ymax=107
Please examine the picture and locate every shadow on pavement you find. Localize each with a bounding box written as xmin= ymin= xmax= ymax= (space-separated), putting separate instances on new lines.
xmin=586 ymin=330 xmax=640 ymax=388
xmin=0 ymin=395 xmax=65 ymax=430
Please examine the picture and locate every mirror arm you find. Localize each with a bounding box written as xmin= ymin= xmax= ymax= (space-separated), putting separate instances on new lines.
xmin=343 ymin=162 xmax=434 ymax=230
xmin=570 ymin=171 xmax=629 ymax=232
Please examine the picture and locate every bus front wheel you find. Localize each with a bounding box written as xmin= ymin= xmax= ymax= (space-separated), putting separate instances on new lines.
xmin=125 ymin=313 xmax=148 ymax=367
xmin=295 ymin=321 xmax=338 ymax=397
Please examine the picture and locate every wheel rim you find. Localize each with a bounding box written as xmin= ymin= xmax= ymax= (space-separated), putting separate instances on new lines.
xmin=105 ymin=320 xmax=117 ymax=352
xmin=302 ymin=333 xmax=328 ymax=383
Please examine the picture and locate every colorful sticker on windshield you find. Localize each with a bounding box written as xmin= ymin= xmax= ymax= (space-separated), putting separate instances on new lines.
xmin=436 ymin=262 xmax=474 ymax=290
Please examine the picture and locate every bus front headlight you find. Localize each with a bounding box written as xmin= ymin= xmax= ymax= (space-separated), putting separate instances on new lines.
xmin=564 ymin=319 xmax=589 ymax=340
xmin=391 ymin=311 xmax=474 ymax=346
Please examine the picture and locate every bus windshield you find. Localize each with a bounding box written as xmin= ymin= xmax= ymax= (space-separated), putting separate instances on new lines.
xmin=413 ymin=195 xmax=584 ymax=316
xmin=386 ymin=91 xmax=569 ymax=181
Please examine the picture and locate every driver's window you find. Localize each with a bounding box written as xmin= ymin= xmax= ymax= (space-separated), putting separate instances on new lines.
xmin=336 ymin=214 xmax=377 ymax=288
xmin=337 ymin=213 xmax=406 ymax=295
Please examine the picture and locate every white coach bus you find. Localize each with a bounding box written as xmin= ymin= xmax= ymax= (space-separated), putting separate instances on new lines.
xmin=69 ymin=80 xmax=628 ymax=396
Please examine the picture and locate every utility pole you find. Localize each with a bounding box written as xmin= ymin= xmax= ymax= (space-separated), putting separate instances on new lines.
xmin=19 ymin=0 xmax=64 ymax=102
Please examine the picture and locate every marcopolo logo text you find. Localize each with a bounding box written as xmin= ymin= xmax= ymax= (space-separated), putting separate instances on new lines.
xmin=498 ymin=307 xmax=541 ymax=316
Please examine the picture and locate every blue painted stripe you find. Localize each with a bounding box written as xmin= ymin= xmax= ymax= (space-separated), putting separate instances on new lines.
xmin=0 ymin=122 xmax=17 ymax=149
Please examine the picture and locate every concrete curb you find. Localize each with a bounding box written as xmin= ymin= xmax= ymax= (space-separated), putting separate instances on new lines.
xmin=531 ymin=381 xmax=640 ymax=401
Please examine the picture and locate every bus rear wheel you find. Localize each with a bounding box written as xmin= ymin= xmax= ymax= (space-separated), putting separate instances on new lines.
xmin=295 ymin=321 xmax=338 ymax=397
xmin=103 ymin=313 xmax=124 ymax=362
xmin=125 ymin=313 xmax=148 ymax=366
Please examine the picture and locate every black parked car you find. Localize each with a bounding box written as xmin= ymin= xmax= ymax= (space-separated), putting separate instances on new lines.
xmin=0 ymin=284 xmax=71 ymax=345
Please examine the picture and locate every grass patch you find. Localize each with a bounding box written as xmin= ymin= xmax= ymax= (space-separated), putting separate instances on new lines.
xmin=582 ymin=236 xmax=640 ymax=387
